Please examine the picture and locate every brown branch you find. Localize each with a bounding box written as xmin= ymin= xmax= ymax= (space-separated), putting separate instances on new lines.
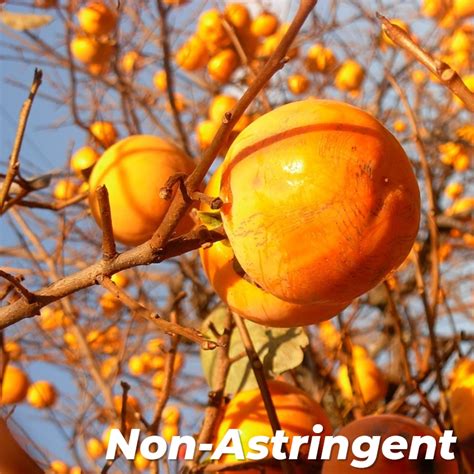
xmin=377 ymin=13 xmax=474 ymax=111
xmin=100 ymin=277 xmax=218 ymax=349
xmin=0 ymin=270 xmax=35 ymax=304
xmin=148 ymin=0 xmax=318 ymax=253
xmin=232 ymin=312 xmax=293 ymax=474
xmin=0 ymin=68 xmax=42 ymax=213
xmin=156 ymin=0 xmax=192 ymax=156
xmin=0 ymin=225 xmax=225 ymax=330
xmin=96 ymin=185 xmax=117 ymax=261
xmin=187 ymin=312 xmax=233 ymax=472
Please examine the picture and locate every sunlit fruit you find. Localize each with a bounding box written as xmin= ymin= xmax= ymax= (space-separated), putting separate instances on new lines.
xmin=153 ymin=70 xmax=168 ymax=92
xmin=162 ymin=405 xmax=180 ymax=424
xmin=209 ymin=95 xmax=238 ymax=122
xmin=197 ymin=9 xmax=231 ymax=49
xmin=251 ymin=11 xmax=279 ymax=37
xmin=162 ymin=424 xmax=179 ymax=443
xmin=287 ymin=74 xmax=310 ymax=94
xmin=444 ymin=182 xmax=464 ymax=200
xmin=321 ymin=414 xmax=459 ymax=473
xmin=78 ymin=1 xmax=117 ymax=36
xmin=200 ymin=164 xmax=350 ymax=326
xmin=86 ymin=437 xmax=105 ymax=460
xmin=134 ymin=452 xmax=151 ymax=471
xmin=175 ymin=35 xmax=209 ymax=71
xmin=393 ymin=119 xmax=406 ymax=133
xmin=146 ymin=338 xmax=165 ymax=354
xmin=128 ymin=354 xmax=147 ymax=376
xmin=449 ymin=357 xmax=474 ymax=389
xmin=99 ymin=292 xmax=121 ymax=315
xmin=335 ymin=60 xmax=365 ymax=92
xmin=110 ymin=271 xmax=129 ymax=288
xmin=121 ymin=51 xmax=143 ymax=74
xmin=0 ymin=365 xmax=29 ymax=405
xmin=70 ymin=35 xmax=114 ymax=64
xmin=196 ymin=120 xmax=219 ymax=150
xmin=305 ymin=44 xmax=336 ymax=73
xmin=27 ymin=381 xmax=57 ymax=409
xmin=336 ymin=345 xmax=387 ymax=405
xmin=207 ymin=49 xmax=239 ymax=83
xmin=224 ymin=3 xmax=250 ymax=30
xmin=213 ymin=380 xmax=332 ymax=467
xmin=50 ymin=460 xmax=69 ymax=474
xmin=54 ymin=179 xmax=78 ymax=201
xmin=89 ymin=120 xmax=117 ymax=148
xmin=39 ymin=307 xmax=70 ymax=331
xmin=318 ymin=320 xmax=341 ymax=351
xmin=89 ymin=135 xmax=195 ymax=246
xmin=71 ymin=146 xmax=100 ymax=177
xmin=218 ymin=99 xmax=420 ymax=306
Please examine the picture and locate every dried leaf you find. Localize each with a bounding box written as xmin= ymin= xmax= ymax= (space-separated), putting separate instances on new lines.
xmin=0 ymin=10 xmax=52 ymax=30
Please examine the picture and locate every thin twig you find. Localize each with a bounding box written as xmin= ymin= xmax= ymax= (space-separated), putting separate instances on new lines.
xmin=0 ymin=69 xmax=42 ymax=212
xmin=96 ymin=185 xmax=117 ymax=261
xmin=232 ymin=312 xmax=293 ymax=474
xmin=0 ymin=270 xmax=35 ymax=304
xmin=377 ymin=13 xmax=474 ymax=111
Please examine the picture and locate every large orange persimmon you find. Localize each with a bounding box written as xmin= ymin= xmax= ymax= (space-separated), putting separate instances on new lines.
xmin=219 ymin=99 xmax=420 ymax=306
xmin=200 ymin=164 xmax=350 ymax=326
xmin=321 ymin=414 xmax=458 ymax=473
xmin=89 ymin=135 xmax=195 ymax=246
xmin=213 ymin=380 xmax=332 ymax=472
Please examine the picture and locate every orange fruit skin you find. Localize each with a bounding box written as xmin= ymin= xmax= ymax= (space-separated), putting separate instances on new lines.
xmin=214 ymin=380 xmax=332 ymax=467
xmin=207 ymin=49 xmax=239 ymax=83
xmin=251 ymin=12 xmax=279 ymax=37
xmin=27 ymin=381 xmax=57 ymax=408
xmin=0 ymin=365 xmax=29 ymax=405
xmin=77 ymin=1 xmax=117 ymax=37
xmin=70 ymin=36 xmax=114 ymax=64
xmin=200 ymin=164 xmax=350 ymax=327
xmin=89 ymin=135 xmax=195 ymax=246
xmin=219 ymin=99 xmax=420 ymax=306
xmin=321 ymin=414 xmax=459 ymax=474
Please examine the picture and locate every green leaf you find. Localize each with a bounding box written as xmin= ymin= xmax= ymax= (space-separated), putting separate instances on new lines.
xmin=0 ymin=11 xmax=53 ymax=30
xmin=200 ymin=307 xmax=309 ymax=394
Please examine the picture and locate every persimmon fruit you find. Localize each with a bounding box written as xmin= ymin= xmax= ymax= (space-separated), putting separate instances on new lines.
xmin=321 ymin=414 xmax=459 ymax=473
xmin=213 ymin=380 xmax=332 ymax=469
xmin=77 ymin=1 xmax=117 ymax=37
xmin=0 ymin=365 xmax=29 ymax=404
xmin=200 ymin=164 xmax=350 ymax=326
xmin=219 ymin=99 xmax=420 ymax=306
xmin=89 ymin=135 xmax=195 ymax=246
xmin=27 ymin=380 xmax=57 ymax=408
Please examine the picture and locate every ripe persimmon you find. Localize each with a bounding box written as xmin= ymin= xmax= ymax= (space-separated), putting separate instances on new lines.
xmin=219 ymin=99 xmax=420 ymax=306
xmin=77 ymin=1 xmax=117 ymax=37
xmin=200 ymin=164 xmax=350 ymax=326
xmin=27 ymin=381 xmax=57 ymax=409
xmin=0 ymin=365 xmax=29 ymax=405
xmin=213 ymin=380 xmax=332 ymax=469
xmin=88 ymin=135 xmax=195 ymax=246
xmin=321 ymin=414 xmax=458 ymax=473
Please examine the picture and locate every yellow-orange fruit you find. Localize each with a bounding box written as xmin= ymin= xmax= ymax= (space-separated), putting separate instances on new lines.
xmin=200 ymin=164 xmax=349 ymax=326
xmin=335 ymin=60 xmax=365 ymax=92
xmin=219 ymin=99 xmax=420 ymax=306
xmin=0 ymin=366 xmax=29 ymax=405
xmin=207 ymin=49 xmax=239 ymax=83
xmin=146 ymin=338 xmax=165 ymax=354
xmin=162 ymin=424 xmax=179 ymax=443
xmin=444 ymin=182 xmax=464 ymax=200
xmin=449 ymin=357 xmax=474 ymax=389
xmin=153 ymin=70 xmax=168 ymax=92
xmin=452 ymin=0 xmax=474 ymax=18
xmin=128 ymin=354 xmax=147 ymax=376
xmin=336 ymin=346 xmax=387 ymax=405
xmin=70 ymin=36 xmax=114 ymax=64
xmin=78 ymin=2 xmax=116 ymax=36
xmin=89 ymin=135 xmax=195 ymax=246
xmin=54 ymin=179 xmax=78 ymax=201
xmin=196 ymin=120 xmax=220 ymax=150
xmin=86 ymin=437 xmax=105 ymax=460
xmin=27 ymin=381 xmax=57 ymax=408
xmin=250 ymin=11 xmax=279 ymax=37
xmin=71 ymin=146 xmax=100 ymax=176
xmin=99 ymin=292 xmax=121 ymax=315
xmin=4 ymin=341 xmax=22 ymax=360
xmin=175 ymin=35 xmax=209 ymax=71
xmin=287 ymin=74 xmax=310 ymax=94
xmin=197 ymin=9 xmax=231 ymax=49
xmin=89 ymin=121 xmax=117 ymax=148
xmin=50 ymin=460 xmax=69 ymax=474
xmin=209 ymin=95 xmax=238 ymax=122
xmin=393 ymin=119 xmax=407 ymax=133
xmin=214 ymin=380 xmax=332 ymax=467
xmin=162 ymin=405 xmax=180 ymax=424
xmin=321 ymin=414 xmax=459 ymax=473
xmin=134 ymin=452 xmax=151 ymax=471
xmin=121 ymin=51 xmax=142 ymax=74
xmin=224 ymin=3 xmax=250 ymax=30
xmin=305 ymin=44 xmax=336 ymax=73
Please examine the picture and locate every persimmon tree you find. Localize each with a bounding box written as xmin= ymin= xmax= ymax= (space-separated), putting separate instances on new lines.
xmin=0 ymin=0 xmax=473 ymax=473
